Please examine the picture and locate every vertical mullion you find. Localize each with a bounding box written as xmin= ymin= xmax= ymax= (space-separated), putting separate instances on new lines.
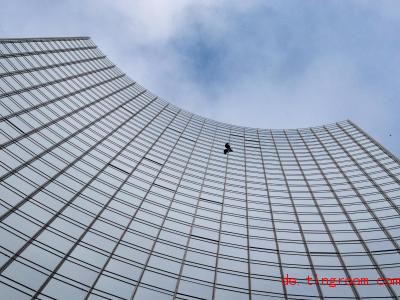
xmin=0 ymin=74 xmax=126 ymax=122
xmin=286 ymin=130 xmax=360 ymax=299
xmin=257 ymin=129 xmax=287 ymax=300
xmin=0 ymin=45 xmax=98 ymax=60
xmin=0 ymin=90 xmax=151 ymax=224
xmin=0 ymin=97 xmax=160 ymax=274
xmin=31 ymin=103 xmax=175 ymax=298
xmin=347 ymin=120 xmax=400 ymax=165
xmin=0 ymin=81 xmax=137 ymax=151
xmin=270 ymin=130 xmax=324 ymax=299
xmin=172 ymin=122 xmax=218 ymax=299
xmin=311 ymin=127 xmax=398 ymax=299
xmin=337 ymin=123 xmax=400 ymax=214
xmin=243 ymin=131 xmax=252 ymax=300
xmin=84 ymin=112 xmax=193 ymax=299
xmin=0 ymin=55 xmax=107 ymax=79
xmin=129 ymin=115 xmax=205 ymax=299
xmin=324 ymin=125 xmax=399 ymax=251
xmin=211 ymin=130 xmax=231 ymax=300
xmin=0 ymin=85 xmax=143 ymax=187
xmin=0 ymin=64 xmax=116 ymax=100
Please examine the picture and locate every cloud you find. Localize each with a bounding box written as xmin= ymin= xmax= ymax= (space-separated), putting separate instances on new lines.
xmin=102 ymin=0 xmax=192 ymax=44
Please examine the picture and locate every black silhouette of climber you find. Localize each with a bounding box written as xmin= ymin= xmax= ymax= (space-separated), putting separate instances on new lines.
xmin=224 ymin=143 xmax=233 ymax=154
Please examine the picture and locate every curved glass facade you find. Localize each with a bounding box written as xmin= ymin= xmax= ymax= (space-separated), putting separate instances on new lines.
xmin=0 ymin=37 xmax=399 ymax=299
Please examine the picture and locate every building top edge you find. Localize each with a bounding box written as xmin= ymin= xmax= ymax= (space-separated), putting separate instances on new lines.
xmin=0 ymin=37 xmax=354 ymax=131
xmin=0 ymin=36 xmax=90 ymax=42
xmin=2 ymin=36 xmax=397 ymax=161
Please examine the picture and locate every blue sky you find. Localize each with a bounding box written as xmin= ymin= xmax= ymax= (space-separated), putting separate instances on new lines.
xmin=1 ymin=0 xmax=399 ymax=156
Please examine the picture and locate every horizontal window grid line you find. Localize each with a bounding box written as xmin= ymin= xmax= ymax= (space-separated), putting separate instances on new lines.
xmin=1 ymin=224 xmax=398 ymax=277
xmin=2 ymin=193 xmax=399 ymax=249
xmin=0 ymin=55 xmax=107 ymax=80
xmin=15 ymin=241 xmax=394 ymax=289
xmin=1 ymin=39 xmax=399 ymax=300
xmin=0 ymin=64 xmax=116 ymax=100
xmin=0 ymin=81 xmax=140 ymax=152
xmin=0 ymin=45 xmax=97 ymax=59
xmin=0 ymin=93 xmax=155 ymax=232
xmin=1 ymin=102 xmax=170 ymax=298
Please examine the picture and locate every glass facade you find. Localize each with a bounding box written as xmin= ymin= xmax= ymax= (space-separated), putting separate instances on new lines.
xmin=0 ymin=37 xmax=399 ymax=299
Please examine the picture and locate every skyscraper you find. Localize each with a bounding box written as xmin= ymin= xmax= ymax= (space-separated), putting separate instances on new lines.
xmin=0 ymin=37 xmax=399 ymax=299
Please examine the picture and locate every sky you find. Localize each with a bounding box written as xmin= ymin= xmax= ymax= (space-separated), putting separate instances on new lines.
xmin=0 ymin=0 xmax=399 ymax=156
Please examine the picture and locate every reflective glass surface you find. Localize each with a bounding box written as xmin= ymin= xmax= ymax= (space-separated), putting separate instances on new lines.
xmin=0 ymin=37 xmax=399 ymax=299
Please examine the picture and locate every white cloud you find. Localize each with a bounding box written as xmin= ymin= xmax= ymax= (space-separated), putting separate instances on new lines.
xmin=105 ymin=0 xmax=192 ymax=44
xmin=98 ymin=0 xmax=270 ymax=44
